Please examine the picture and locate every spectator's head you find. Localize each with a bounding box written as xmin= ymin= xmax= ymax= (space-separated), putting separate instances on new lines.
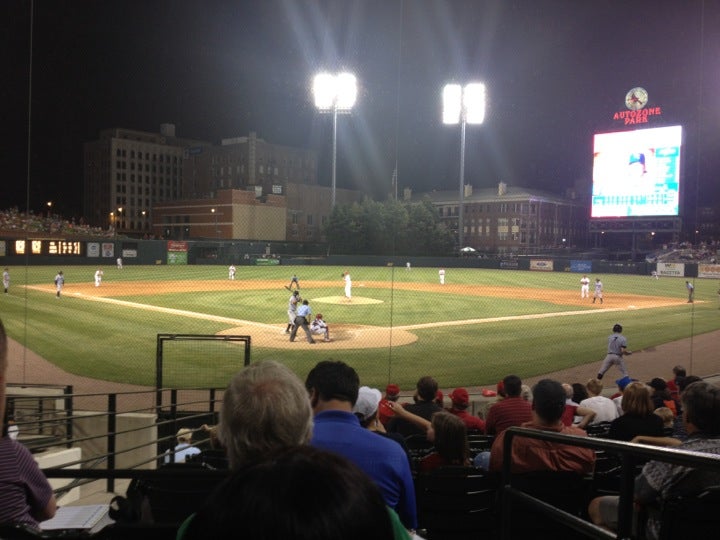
xmin=385 ymin=384 xmax=400 ymax=402
xmin=415 ymin=376 xmax=439 ymax=402
xmin=429 ymin=411 xmax=468 ymax=464
xmin=586 ymin=378 xmax=603 ymax=396
xmin=561 ymin=383 xmax=574 ymax=400
xmin=306 ymin=360 xmax=360 ymax=411
xmin=572 ymin=382 xmax=589 ymax=403
xmin=615 ymin=375 xmax=634 ymax=392
xmin=449 ymin=388 xmax=470 ymax=410
xmin=176 ymin=428 xmax=193 ymax=444
xmin=187 ymin=446 xmax=394 ymax=540
xmin=653 ymin=407 xmax=674 ymax=429
xmin=621 ymin=382 xmax=654 ymax=416
xmin=352 ymin=386 xmax=382 ymax=427
xmin=520 ymin=384 xmax=533 ymax=402
xmin=219 ymin=360 xmax=313 ymax=469
xmin=678 ymin=375 xmax=702 ymax=393
xmin=531 ymin=379 xmax=566 ymax=425
xmin=648 ymin=377 xmax=671 ymax=399
xmin=682 ymin=381 xmax=720 ymax=435
xmin=503 ymin=375 xmax=523 ymax=398
xmin=672 ymin=365 xmax=687 ymax=378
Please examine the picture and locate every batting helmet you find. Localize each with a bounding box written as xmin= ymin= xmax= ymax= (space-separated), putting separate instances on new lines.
xmin=613 ymin=323 xmax=623 ymax=333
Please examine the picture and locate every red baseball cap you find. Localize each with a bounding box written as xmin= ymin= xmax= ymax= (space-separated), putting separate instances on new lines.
xmin=449 ymin=388 xmax=469 ymax=406
xmin=385 ymin=384 xmax=400 ymax=397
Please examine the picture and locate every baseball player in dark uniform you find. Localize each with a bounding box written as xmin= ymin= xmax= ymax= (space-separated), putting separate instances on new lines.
xmin=286 ymin=274 xmax=300 ymax=291
xmin=597 ymin=323 xmax=632 ymax=380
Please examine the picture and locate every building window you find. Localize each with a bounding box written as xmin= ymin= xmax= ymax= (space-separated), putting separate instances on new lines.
xmin=307 ymin=214 xmax=313 ymax=225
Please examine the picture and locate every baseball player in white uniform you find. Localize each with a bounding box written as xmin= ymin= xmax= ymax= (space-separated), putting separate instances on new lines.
xmin=439 ymin=268 xmax=445 ymax=285
xmin=592 ymin=278 xmax=603 ymax=304
xmin=310 ymin=313 xmax=331 ymax=341
xmin=94 ymin=268 xmax=104 ymax=287
xmin=3 ymin=268 xmax=9 ymax=294
xmin=54 ymin=271 xmax=65 ymax=298
xmin=116 ymin=257 xmax=123 ymax=269
xmin=343 ymin=272 xmax=352 ymax=301
xmin=580 ymin=275 xmax=590 ymax=298
xmin=285 ymin=290 xmax=301 ymax=334
xmin=228 ymin=265 xmax=236 ymax=280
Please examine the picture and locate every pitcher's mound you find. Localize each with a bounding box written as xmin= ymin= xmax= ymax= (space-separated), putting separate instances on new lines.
xmin=311 ymin=296 xmax=383 ymax=305
xmin=218 ymin=324 xmax=417 ymax=349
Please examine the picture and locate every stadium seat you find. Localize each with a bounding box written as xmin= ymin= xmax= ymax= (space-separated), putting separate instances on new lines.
xmin=415 ymin=466 xmax=499 ymax=540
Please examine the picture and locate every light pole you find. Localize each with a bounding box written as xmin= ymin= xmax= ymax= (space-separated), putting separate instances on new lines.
xmin=46 ymin=201 xmax=53 ymax=218
xmin=211 ymin=208 xmax=219 ymax=239
xmin=110 ymin=212 xmax=115 ymax=238
xmin=313 ymin=72 xmax=357 ymax=208
xmin=443 ymin=82 xmax=486 ymax=251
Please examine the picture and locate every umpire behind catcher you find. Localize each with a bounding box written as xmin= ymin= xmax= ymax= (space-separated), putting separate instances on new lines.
xmin=290 ymin=300 xmax=315 ymax=344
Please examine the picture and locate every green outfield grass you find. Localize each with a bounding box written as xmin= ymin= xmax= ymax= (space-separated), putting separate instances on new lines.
xmin=2 ymin=264 xmax=718 ymax=390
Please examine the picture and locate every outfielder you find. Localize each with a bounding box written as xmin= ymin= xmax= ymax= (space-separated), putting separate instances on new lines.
xmin=54 ymin=271 xmax=65 ymax=298
xmin=94 ymin=268 xmax=104 ymax=287
xmin=116 ymin=257 xmax=123 ymax=269
xmin=597 ymin=323 xmax=632 ymax=380
xmin=228 ymin=265 xmax=236 ymax=280
xmin=285 ymin=290 xmax=301 ymax=334
xmin=3 ymin=268 xmax=9 ymax=294
xmin=580 ymin=275 xmax=590 ymax=298
xmin=439 ymin=268 xmax=445 ymax=285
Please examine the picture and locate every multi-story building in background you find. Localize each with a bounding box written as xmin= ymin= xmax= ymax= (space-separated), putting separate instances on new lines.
xmin=83 ymin=124 xmax=210 ymax=236
xmin=409 ymin=182 xmax=587 ymax=254
xmin=84 ymin=126 xmax=362 ymax=242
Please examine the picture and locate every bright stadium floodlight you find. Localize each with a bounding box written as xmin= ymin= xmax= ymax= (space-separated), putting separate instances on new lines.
xmin=313 ymin=71 xmax=357 ymax=207
xmin=442 ymin=81 xmax=487 ymax=251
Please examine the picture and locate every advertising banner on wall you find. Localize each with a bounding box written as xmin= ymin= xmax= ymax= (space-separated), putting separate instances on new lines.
xmin=570 ymin=260 xmax=593 ymax=273
xmin=698 ymin=264 xmax=720 ymax=279
xmin=530 ymin=259 xmax=554 ymax=271
xmin=167 ymin=241 xmax=188 ymax=265
xmin=86 ymin=243 xmax=100 ymax=258
xmin=657 ymin=262 xmax=684 ymax=277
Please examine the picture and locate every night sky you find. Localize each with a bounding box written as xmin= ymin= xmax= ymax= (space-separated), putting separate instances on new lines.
xmin=3 ymin=0 xmax=720 ymax=221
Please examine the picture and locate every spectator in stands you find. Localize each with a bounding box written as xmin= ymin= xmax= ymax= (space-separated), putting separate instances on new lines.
xmin=672 ymin=375 xmax=702 ymax=440
xmin=488 ymin=379 xmax=596 ymax=475
xmin=571 ymin=382 xmax=589 ymax=405
xmin=608 ymin=382 xmax=664 ymax=441
xmin=0 ymin=317 xmax=57 ymax=528
xmin=561 ymin=383 xmax=596 ymax=428
xmin=378 ymin=384 xmax=401 ymax=426
xmin=165 ymin=428 xmax=202 ymax=464
xmin=580 ymin=378 xmax=619 ymax=424
xmin=647 ymin=377 xmax=677 ymax=416
xmin=484 ymin=375 xmax=533 ymax=436
xmin=589 ymin=381 xmax=720 ymax=540
xmin=388 ymin=404 xmax=471 ymax=473
xmin=352 ymin=386 xmax=409 ymax=455
xmin=666 ymin=365 xmax=686 ymax=402
xmin=387 ymin=376 xmax=443 ymax=437
xmin=434 ymin=390 xmax=444 ymax=408
xmin=218 ymin=360 xmax=313 ymax=469
xmin=182 ymin=446 xmax=398 ymax=540
xmin=653 ymin=407 xmax=675 ymax=432
xmin=306 ymin=360 xmax=417 ymax=530
xmin=612 ymin=375 xmax=636 ymax=415
xmin=447 ymin=387 xmax=485 ymax=432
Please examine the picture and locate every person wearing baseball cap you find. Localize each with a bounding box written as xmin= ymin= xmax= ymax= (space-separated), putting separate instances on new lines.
xmin=447 ymin=388 xmax=485 ymax=432
xmin=378 ymin=384 xmax=401 ymax=427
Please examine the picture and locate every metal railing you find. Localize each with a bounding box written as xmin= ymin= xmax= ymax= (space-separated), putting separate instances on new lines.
xmin=501 ymin=426 xmax=720 ymax=540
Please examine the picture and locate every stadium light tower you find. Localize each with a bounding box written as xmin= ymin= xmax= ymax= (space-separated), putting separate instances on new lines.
xmin=443 ymin=82 xmax=486 ymax=251
xmin=313 ymin=72 xmax=357 ymax=208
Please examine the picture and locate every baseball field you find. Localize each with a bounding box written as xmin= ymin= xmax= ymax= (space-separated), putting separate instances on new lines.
xmin=2 ymin=264 xmax=719 ymax=390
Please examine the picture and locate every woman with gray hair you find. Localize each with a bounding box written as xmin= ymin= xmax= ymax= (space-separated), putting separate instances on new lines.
xmin=218 ymin=360 xmax=313 ymax=469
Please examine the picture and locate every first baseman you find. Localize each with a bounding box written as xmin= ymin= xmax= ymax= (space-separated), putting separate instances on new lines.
xmin=580 ymin=275 xmax=590 ymax=298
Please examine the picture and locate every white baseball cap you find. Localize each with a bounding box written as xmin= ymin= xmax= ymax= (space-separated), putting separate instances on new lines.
xmin=352 ymin=386 xmax=382 ymax=421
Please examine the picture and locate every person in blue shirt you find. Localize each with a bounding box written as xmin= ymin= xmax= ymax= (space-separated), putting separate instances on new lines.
xmin=289 ymin=299 xmax=315 ymax=344
xmin=306 ymin=360 xmax=417 ymax=530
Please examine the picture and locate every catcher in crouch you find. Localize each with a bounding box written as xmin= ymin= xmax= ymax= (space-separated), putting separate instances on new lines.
xmin=310 ymin=313 xmax=331 ymax=342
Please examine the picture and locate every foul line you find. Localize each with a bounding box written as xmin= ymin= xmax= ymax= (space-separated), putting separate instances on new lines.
xmin=25 ymin=286 xmax=684 ymax=332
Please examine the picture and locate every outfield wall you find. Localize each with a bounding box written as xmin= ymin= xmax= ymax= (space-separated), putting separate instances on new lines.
xmin=1 ymin=236 xmax=712 ymax=278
